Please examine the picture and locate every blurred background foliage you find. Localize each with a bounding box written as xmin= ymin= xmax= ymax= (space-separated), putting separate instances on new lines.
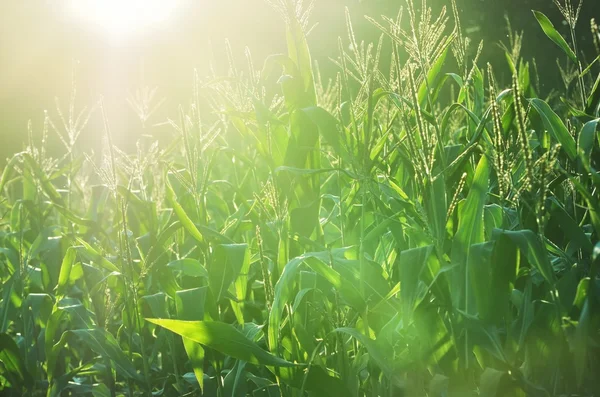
xmin=1 ymin=0 xmax=598 ymax=160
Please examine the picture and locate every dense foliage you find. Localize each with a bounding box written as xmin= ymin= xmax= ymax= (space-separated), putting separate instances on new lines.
xmin=1 ymin=0 xmax=599 ymax=396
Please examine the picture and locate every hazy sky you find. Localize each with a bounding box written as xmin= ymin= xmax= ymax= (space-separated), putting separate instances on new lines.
xmin=1 ymin=0 xmax=597 ymax=159
xmin=0 ymin=1 xmax=360 ymax=156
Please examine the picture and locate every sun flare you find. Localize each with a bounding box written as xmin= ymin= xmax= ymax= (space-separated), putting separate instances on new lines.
xmin=68 ymin=0 xmax=179 ymax=41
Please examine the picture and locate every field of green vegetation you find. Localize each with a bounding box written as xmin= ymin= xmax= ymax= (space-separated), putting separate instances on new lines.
xmin=1 ymin=0 xmax=599 ymax=395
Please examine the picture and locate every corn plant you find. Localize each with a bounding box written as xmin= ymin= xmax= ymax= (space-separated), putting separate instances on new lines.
xmin=1 ymin=0 xmax=599 ymax=396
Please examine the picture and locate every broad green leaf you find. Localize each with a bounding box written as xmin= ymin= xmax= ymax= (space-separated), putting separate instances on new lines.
xmin=418 ymin=42 xmax=451 ymax=106
xmin=233 ymin=247 xmax=252 ymax=314
xmin=51 ymin=202 xmax=100 ymax=230
xmin=25 ymin=293 xmax=53 ymax=327
xmin=479 ymin=367 xmax=508 ymax=397
xmin=253 ymin=385 xmax=281 ymax=397
xmin=574 ymin=297 xmax=592 ymax=387
xmin=424 ymin=174 xmax=448 ymax=250
xmin=578 ymin=119 xmax=599 ymax=170
xmin=268 ymin=249 xmax=353 ymax=353
xmin=223 ymin=360 xmax=247 ymax=397
xmin=549 ymin=197 xmax=593 ymax=254
xmin=275 ymin=365 xmax=350 ymax=397
xmin=183 ymin=338 xmax=205 ymax=391
xmin=470 ymin=234 xmax=518 ymax=324
xmin=75 ymin=239 xmax=119 ymax=273
xmin=269 ymin=252 xmax=325 ymax=352
xmin=45 ymin=309 xmax=69 ymax=382
xmin=285 ymin=13 xmax=316 ymax=106
xmin=532 ymin=11 xmax=578 ymax=64
xmin=141 ymin=293 xmax=169 ymax=319
xmin=484 ymin=204 xmax=504 ymax=240
xmin=495 ymin=229 xmax=555 ymax=286
xmin=0 ymin=332 xmax=32 ymax=388
xmin=573 ymin=278 xmax=590 ymax=310
xmin=70 ymin=329 xmax=143 ymax=382
xmin=571 ymin=178 xmax=600 ymax=236
xmin=209 ymin=244 xmax=248 ymax=303
xmin=529 ymin=98 xmax=577 ymax=162
xmin=22 ymin=153 xmax=65 ymax=205
xmin=146 ymin=319 xmax=297 ymax=367
xmin=413 ymin=305 xmax=453 ymax=365
xmin=333 ymin=327 xmax=403 ymax=385
xmin=176 ymin=287 xmax=207 ymax=321
xmin=586 ymin=72 xmax=600 ymax=115
xmin=167 ymin=258 xmax=209 ymax=278
xmin=165 ymin=179 xmax=205 ymax=244
xmin=0 ymin=154 xmax=20 ymax=194
xmin=145 ymin=221 xmax=182 ymax=268
xmin=451 ymin=155 xmax=490 ymax=310
xmin=91 ymin=383 xmax=111 ymax=397
xmin=301 ymin=106 xmax=352 ymax=165
xmin=399 ymin=246 xmax=433 ymax=319
xmin=56 ymin=247 xmax=77 ymax=297
xmin=173 ymin=287 xmax=208 ymax=391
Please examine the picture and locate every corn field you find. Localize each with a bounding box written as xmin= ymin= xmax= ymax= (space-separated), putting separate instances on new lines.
xmin=1 ymin=0 xmax=599 ymax=396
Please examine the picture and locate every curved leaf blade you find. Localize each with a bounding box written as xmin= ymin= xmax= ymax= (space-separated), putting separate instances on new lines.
xmin=147 ymin=319 xmax=298 ymax=367
xmin=533 ymin=11 xmax=577 ymax=64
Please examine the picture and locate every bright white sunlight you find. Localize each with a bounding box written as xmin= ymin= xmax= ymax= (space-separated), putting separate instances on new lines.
xmin=1 ymin=0 xmax=600 ymax=396
xmin=67 ymin=0 xmax=180 ymax=41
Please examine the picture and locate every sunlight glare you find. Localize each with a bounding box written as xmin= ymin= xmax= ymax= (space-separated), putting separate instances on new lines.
xmin=68 ymin=0 xmax=179 ymax=41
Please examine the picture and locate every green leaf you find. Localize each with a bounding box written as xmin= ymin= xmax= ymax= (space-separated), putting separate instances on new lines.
xmin=165 ymin=179 xmax=205 ymax=244
xmin=399 ymin=246 xmax=433 ymax=319
xmin=141 ymin=293 xmax=169 ymax=318
xmin=470 ymin=234 xmax=518 ymax=324
xmin=233 ymin=245 xmax=252 ymax=324
xmin=45 ymin=309 xmax=69 ymax=382
xmin=223 ymin=360 xmax=247 ymax=397
xmin=22 ymin=153 xmax=65 ymax=205
xmin=532 ymin=11 xmax=578 ymax=64
xmin=25 ymin=293 xmax=53 ymax=327
xmin=0 ymin=154 xmax=20 ymax=194
xmin=574 ymin=297 xmax=592 ymax=387
xmin=578 ymin=119 xmax=599 ymax=170
xmin=479 ymin=367 xmax=508 ymax=397
xmin=75 ymin=239 xmax=120 ymax=273
xmin=285 ymin=14 xmax=316 ymax=106
xmin=301 ymin=106 xmax=351 ymax=165
xmin=171 ymin=287 xmax=208 ymax=391
xmin=209 ymin=244 xmax=249 ymax=303
xmin=571 ymin=178 xmax=600 ymax=235
xmin=586 ymin=72 xmax=600 ymax=115
xmin=495 ymin=229 xmax=555 ymax=286
xmin=529 ymin=98 xmax=578 ymax=162
xmin=269 ymin=251 xmax=326 ymax=352
xmin=70 ymin=329 xmax=143 ymax=382
xmin=451 ymin=155 xmax=490 ymax=310
xmin=145 ymin=221 xmax=182 ymax=268
xmin=418 ymin=42 xmax=451 ymax=106
xmin=549 ymin=197 xmax=593 ymax=254
xmin=268 ymin=249 xmax=353 ymax=353
xmin=183 ymin=337 xmax=205 ymax=391
xmin=0 ymin=333 xmax=32 ymax=388
xmin=56 ymin=247 xmax=77 ymax=297
xmin=176 ymin=287 xmax=207 ymax=321
xmin=167 ymin=258 xmax=209 ymax=278
xmin=424 ymin=174 xmax=448 ymax=249
xmin=146 ymin=319 xmax=297 ymax=367
xmin=276 ymin=365 xmax=350 ymax=397
xmin=333 ymin=327 xmax=403 ymax=385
